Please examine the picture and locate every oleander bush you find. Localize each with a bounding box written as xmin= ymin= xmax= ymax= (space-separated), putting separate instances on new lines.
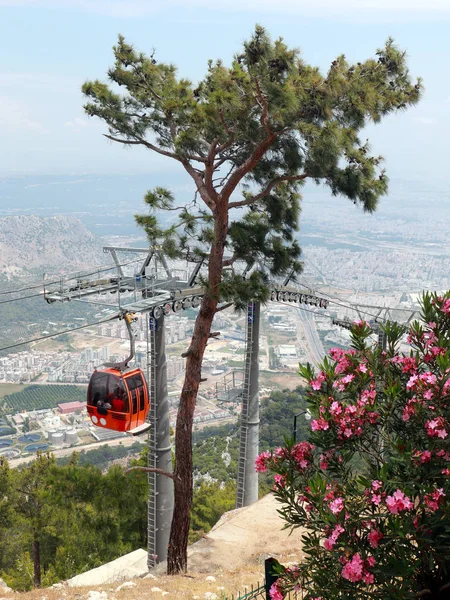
xmin=259 ymin=291 xmax=450 ymax=600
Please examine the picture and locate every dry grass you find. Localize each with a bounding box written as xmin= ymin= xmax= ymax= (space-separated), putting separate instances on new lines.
xmin=10 ymin=564 xmax=266 ymax=600
xmin=9 ymin=548 xmax=303 ymax=600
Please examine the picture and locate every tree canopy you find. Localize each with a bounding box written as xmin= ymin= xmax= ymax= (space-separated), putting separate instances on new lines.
xmin=83 ymin=26 xmax=422 ymax=305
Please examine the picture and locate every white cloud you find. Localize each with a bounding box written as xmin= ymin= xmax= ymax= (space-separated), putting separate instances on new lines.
xmin=412 ymin=117 xmax=438 ymax=125
xmin=0 ymin=96 xmax=48 ymax=133
xmin=0 ymin=0 xmax=450 ymax=19
xmin=64 ymin=117 xmax=89 ymax=133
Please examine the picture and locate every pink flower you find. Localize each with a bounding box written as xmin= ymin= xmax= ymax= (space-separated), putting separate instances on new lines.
xmin=319 ymin=454 xmax=329 ymax=470
xmin=436 ymin=449 xmax=450 ymax=459
xmin=368 ymin=528 xmax=383 ymax=548
xmin=311 ymin=418 xmax=329 ymax=431
xmin=291 ymin=441 xmax=314 ymax=470
xmin=269 ymin=582 xmax=283 ymax=600
xmin=423 ymin=389 xmax=434 ymax=401
xmin=310 ymin=371 xmax=326 ymax=390
xmin=366 ymin=556 xmax=376 ymax=568
xmin=424 ymin=488 xmax=445 ymax=511
xmin=371 ymin=480 xmax=383 ymax=491
xmin=354 ymin=320 xmax=370 ymax=328
xmin=371 ymin=493 xmax=382 ymax=506
xmin=255 ymin=451 xmax=271 ymax=473
xmin=441 ymin=298 xmax=450 ymax=314
xmin=330 ymin=401 xmax=342 ymax=415
xmin=426 ymin=417 xmax=448 ymax=439
xmin=341 ymin=554 xmax=364 ymax=582
xmin=329 ymin=497 xmax=344 ymax=515
xmin=273 ymin=474 xmax=286 ymax=489
xmin=420 ymin=371 xmax=437 ymax=385
xmin=324 ymin=524 xmax=345 ymax=550
xmin=407 ymin=374 xmax=418 ymax=390
xmin=358 ymin=363 xmax=368 ymax=373
xmin=417 ymin=450 xmax=432 ymax=464
xmin=342 ymin=553 xmax=375 ymax=585
xmin=385 ymin=489 xmax=413 ymax=514
xmin=402 ymin=398 xmax=417 ymax=422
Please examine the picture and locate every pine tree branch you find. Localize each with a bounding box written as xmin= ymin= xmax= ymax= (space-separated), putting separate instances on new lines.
xmin=104 ymin=133 xmax=207 ymax=165
xmin=205 ymin=138 xmax=219 ymax=198
xmin=228 ymin=173 xmax=310 ymax=209
xmin=222 ymin=255 xmax=237 ymax=267
xmin=216 ymin=136 xmax=235 ymax=155
xmin=217 ymin=79 xmax=276 ymax=200
xmin=172 ymin=215 xmax=204 ymax=230
xmin=125 ymin=466 xmax=174 ymax=480
xmin=161 ymin=115 xmax=217 ymax=211
xmin=215 ymin=302 xmax=233 ymax=313
xmin=218 ymin=109 xmax=236 ymax=138
xmin=213 ymin=155 xmax=234 ymax=171
xmin=104 ymin=134 xmax=180 ymax=160
xmin=220 ymin=133 xmax=277 ymax=201
xmin=180 ymin=159 xmax=217 ymax=211
xmin=255 ymin=78 xmax=272 ymax=136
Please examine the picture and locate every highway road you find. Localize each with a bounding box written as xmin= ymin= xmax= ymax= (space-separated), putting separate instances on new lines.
xmin=298 ymin=309 xmax=325 ymax=366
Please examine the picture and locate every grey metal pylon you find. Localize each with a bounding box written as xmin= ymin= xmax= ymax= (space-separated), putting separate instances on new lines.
xmin=147 ymin=313 xmax=174 ymax=569
xmin=235 ymin=301 xmax=260 ymax=508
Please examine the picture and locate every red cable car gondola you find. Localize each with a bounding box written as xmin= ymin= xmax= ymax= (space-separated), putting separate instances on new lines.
xmin=86 ymin=312 xmax=150 ymax=436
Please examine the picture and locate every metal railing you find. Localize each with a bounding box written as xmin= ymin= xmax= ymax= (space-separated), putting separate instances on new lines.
xmin=232 ymin=558 xmax=300 ymax=600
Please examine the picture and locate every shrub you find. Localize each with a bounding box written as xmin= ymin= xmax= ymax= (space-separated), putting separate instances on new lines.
xmin=260 ymin=292 xmax=450 ymax=600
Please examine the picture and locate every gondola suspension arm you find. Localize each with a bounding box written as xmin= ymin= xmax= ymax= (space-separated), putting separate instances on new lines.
xmin=104 ymin=311 xmax=137 ymax=371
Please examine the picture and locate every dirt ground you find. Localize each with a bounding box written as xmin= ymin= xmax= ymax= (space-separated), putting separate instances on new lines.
xmin=9 ymin=494 xmax=305 ymax=600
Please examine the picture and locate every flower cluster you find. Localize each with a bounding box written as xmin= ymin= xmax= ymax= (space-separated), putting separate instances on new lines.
xmin=323 ymin=524 xmax=345 ymax=550
xmin=424 ymin=487 xmax=445 ymax=512
xmin=269 ymin=581 xmax=283 ymax=600
xmin=425 ymin=417 xmax=448 ymax=439
xmin=255 ymin=442 xmax=314 ymax=475
xmin=255 ymin=450 xmax=271 ymax=473
xmin=341 ymin=553 xmax=375 ymax=585
xmin=385 ymin=489 xmax=413 ymax=514
xmin=261 ymin=292 xmax=450 ymax=600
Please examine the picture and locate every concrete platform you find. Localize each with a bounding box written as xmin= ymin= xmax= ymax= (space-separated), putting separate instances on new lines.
xmin=67 ymin=548 xmax=148 ymax=587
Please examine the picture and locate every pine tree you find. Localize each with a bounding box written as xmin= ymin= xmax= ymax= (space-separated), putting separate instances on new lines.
xmin=4 ymin=453 xmax=56 ymax=588
xmin=82 ymin=25 xmax=422 ymax=573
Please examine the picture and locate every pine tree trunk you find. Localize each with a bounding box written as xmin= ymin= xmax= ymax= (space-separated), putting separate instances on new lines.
xmin=32 ymin=539 xmax=41 ymax=588
xmin=167 ymin=204 xmax=227 ymax=574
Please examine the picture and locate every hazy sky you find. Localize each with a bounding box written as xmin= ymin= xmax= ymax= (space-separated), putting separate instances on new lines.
xmin=0 ymin=0 xmax=449 ymax=182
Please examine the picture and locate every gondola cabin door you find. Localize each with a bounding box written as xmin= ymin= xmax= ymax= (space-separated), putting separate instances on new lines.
xmin=87 ymin=368 xmax=150 ymax=434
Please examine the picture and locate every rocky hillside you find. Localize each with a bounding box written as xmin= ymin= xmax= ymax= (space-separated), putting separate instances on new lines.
xmin=0 ymin=215 xmax=105 ymax=276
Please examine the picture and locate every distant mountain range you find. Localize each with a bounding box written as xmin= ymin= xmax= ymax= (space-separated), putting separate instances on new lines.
xmin=0 ymin=215 xmax=105 ymax=277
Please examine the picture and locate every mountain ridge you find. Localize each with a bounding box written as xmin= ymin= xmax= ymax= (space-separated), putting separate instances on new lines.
xmin=0 ymin=215 xmax=105 ymax=277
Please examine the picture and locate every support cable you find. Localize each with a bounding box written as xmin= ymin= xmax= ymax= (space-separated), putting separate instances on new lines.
xmin=0 ymin=256 xmax=144 ymax=297
xmin=297 ymin=276 xmax=417 ymax=324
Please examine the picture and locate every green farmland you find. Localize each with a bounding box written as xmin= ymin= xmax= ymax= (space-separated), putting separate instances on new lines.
xmin=2 ymin=385 xmax=86 ymax=414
